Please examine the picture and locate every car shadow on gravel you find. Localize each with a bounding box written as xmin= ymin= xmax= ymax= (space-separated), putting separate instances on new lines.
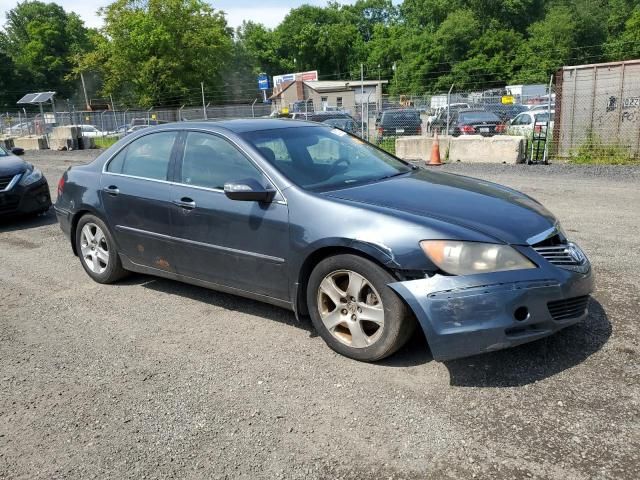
xmin=123 ymin=274 xmax=317 ymax=335
xmin=444 ymin=298 xmax=611 ymax=387
xmin=377 ymin=328 xmax=434 ymax=367
xmin=0 ymin=209 xmax=57 ymax=233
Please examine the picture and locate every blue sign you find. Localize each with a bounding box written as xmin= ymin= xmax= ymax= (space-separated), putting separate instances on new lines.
xmin=258 ymin=74 xmax=269 ymax=91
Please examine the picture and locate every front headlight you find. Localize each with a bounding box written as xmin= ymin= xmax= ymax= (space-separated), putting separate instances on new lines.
xmin=420 ymin=240 xmax=536 ymax=275
xmin=19 ymin=167 xmax=43 ymax=186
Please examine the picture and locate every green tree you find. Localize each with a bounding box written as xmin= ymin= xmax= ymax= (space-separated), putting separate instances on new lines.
xmin=273 ymin=4 xmax=365 ymax=77
xmin=81 ymin=0 xmax=234 ymax=107
xmin=342 ymin=0 xmax=398 ymax=42
xmin=0 ymin=50 xmax=20 ymax=109
xmin=400 ymin=0 xmax=461 ymax=29
xmin=235 ymin=21 xmax=283 ymax=78
xmin=512 ymin=6 xmax=578 ymax=83
xmin=605 ymin=5 xmax=640 ymax=60
xmin=0 ymin=1 xmax=89 ymax=99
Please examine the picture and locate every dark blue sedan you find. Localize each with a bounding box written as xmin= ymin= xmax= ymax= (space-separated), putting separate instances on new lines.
xmin=54 ymin=119 xmax=593 ymax=362
xmin=1 ymin=145 xmax=51 ymax=217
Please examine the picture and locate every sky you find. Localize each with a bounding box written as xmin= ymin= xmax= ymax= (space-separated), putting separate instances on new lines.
xmin=0 ymin=0 xmax=357 ymax=30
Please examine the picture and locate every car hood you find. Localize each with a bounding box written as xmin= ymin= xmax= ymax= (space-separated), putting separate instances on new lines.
xmin=322 ymin=169 xmax=557 ymax=245
xmin=0 ymin=155 xmax=28 ymax=177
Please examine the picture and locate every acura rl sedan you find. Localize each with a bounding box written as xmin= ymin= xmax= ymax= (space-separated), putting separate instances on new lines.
xmin=54 ymin=119 xmax=593 ymax=362
xmin=1 ymin=145 xmax=51 ymax=217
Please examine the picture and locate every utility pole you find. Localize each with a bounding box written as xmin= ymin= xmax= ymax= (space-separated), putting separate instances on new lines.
xmin=361 ymin=63 xmax=365 ymax=136
xmin=110 ymin=94 xmax=118 ymax=131
xmin=80 ymin=72 xmax=90 ymax=110
xmin=201 ymin=82 xmax=208 ymax=120
xmin=446 ymin=83 xmax=454 ymax=136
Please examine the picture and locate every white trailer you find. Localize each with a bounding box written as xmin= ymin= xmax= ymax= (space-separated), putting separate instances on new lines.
xmin=505 ymin=84 xmax=548 ymax=102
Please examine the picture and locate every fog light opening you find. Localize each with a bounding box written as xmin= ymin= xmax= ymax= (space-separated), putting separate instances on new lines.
xmin=514 ymin=306 xmax=529 ymax=322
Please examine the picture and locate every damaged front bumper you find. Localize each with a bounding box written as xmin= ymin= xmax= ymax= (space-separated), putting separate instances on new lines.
xmin=389 ymin=262 xmax=594 ymax=361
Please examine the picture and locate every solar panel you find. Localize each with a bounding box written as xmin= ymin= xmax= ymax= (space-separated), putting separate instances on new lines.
xmin=17 ymin=91 xmax=56 ymax=104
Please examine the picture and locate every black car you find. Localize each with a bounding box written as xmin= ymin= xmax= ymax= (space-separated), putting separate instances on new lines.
xmin=449 ymin=109 xmax=506 ymax=136
xmin=482 ymin=103 xmax=529 ymax=123
xmin=375 ymin=109 xmax=422 ymax=139
xmin=321 ymin=117 xmax=362 ymax=136
xmin=0 ymin=145 xmax=51 ymax=217
xmin=54 ymin=119 xmax=593 ymax=363
xmin=428 ymin=104 xmax=470 ymax=132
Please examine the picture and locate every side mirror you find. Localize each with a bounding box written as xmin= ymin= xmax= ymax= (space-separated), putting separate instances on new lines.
xmin=11 ymin=147 xmax=25 ymax=156
xmin=224 ymin=178 xmax=275 ymax=202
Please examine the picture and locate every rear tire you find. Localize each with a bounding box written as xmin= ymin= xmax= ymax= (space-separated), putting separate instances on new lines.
xmin=307 ymin=254 xmax=415 ymax=362
xmin=75 ymin=214 xmax=128 ymax=284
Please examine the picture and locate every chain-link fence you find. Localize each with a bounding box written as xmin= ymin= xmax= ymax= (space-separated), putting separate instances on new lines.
xmin=0 ymin=102 xmax=273 ymax=148
xmin=3 ymin=67 xmax=639 ymax=164
xmin=280 ymin=89 xmax=555 ymax=158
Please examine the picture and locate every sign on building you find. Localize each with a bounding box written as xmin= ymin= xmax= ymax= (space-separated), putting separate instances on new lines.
xmin=272 ymin=70 xmax=318 ymax=89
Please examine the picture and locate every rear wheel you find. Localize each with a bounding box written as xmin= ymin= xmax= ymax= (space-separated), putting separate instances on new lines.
xmin=307 ymin=254 xmax=415 ymax=362
xmin=75 ymin=214 xmax=127 ymax=284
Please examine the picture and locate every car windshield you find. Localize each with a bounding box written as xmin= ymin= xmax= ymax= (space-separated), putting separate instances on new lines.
xmin=241 ymin=126 xmax=412 ymax=192
xmin=459 ymin=112 xmax=501 ymax=123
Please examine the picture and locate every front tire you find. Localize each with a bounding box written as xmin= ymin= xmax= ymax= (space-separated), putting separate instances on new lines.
xmin=307 ymin=254 xmax=415 ymax=362
xmin=75 ymin=214 xmax=128 ymax=284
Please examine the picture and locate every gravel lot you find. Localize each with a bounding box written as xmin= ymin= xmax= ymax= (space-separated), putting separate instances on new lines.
xmin=1 ymin=151 xmax=638 ymax=479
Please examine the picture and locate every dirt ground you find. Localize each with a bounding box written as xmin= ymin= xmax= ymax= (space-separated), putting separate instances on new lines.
xmin=1 ymin=150 xmax=638 ymax=479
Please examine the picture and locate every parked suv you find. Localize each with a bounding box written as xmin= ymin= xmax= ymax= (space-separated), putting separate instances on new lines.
xmin=375 ymin=109 xmax=422 ymax=139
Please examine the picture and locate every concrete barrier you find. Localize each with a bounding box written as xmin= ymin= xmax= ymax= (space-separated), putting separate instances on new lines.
xmin=50 ymin=126 xmax=82 ymax=150
xmin=1 ymin=137 xmax=15 ymax=150
xmin=396 ymin=135 xmax=526 ymax=164
xmin=14 ymin=136 xmax=48 ymax=150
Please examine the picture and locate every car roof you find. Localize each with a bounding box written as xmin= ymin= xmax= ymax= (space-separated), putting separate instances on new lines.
xmin=383 ymin=109 xmax=419 ymax=113
xmin=145 ymin=118 xmax=325 ymax=134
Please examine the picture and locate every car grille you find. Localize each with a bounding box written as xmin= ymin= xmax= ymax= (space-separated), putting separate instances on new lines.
xmin=547 ymin=296 xmax=590 ymax=320
xmin=0 ymin=194 xmax=20 ymax=212
xmin=0 ymin=174 xmax=18 ymax=191
xmin=533 ymin=244 xmax=585 ymax=267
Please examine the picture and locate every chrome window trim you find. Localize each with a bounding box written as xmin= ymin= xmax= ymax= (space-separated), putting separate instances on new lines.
xmin=115 ymin=225 xmax=285 ymax=264
xmin=0 ymin=173 xmax=23 ymax=192
xmin=101 ymin=127 xmax=288 ymax=205
xmin=101 ymin=171 xmax=287 ymax=205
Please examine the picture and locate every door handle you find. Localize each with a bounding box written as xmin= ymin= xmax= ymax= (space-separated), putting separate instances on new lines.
xmin=103 ymin=185 xmax=119 ymax=196
xmin=172 ymin=197 xmax=196 ymax=210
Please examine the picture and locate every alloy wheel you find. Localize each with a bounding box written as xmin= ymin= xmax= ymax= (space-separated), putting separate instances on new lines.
xmin=80 ymin=223 xmax=110 ymax=274
xmin=316 ymin=269 xmax=385 ymax=348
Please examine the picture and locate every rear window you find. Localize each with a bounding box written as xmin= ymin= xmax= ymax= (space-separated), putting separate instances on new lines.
xmin=382 ymin=111 xmax=420 ymax=124
xmin=534 ymin=112 xmax=555 ymax=123
xmin=459 ymin=112 xmax=501 ymax=123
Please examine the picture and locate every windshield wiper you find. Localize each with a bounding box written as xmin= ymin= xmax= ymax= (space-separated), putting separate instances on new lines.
xmin=377 ymin=170 xmax=412 ymax=181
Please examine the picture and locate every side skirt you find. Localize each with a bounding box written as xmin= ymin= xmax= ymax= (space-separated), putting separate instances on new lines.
xmin=119 ymin=254 xmax=294 ymax=311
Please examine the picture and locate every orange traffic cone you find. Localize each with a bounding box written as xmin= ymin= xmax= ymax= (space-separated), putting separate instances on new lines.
xmin=427 ymin=131 xmax=443 ymax=166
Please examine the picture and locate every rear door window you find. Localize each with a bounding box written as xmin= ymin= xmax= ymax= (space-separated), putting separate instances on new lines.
xmin=106 ymin=131 xmax=178 ymax=181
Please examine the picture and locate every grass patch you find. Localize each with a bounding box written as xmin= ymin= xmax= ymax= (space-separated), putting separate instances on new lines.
xmin=94 ymin=136 xmax=118 ymax=149
xmin=569 ymin=132 xmax=639 ymax=165
xmin=377 ymin=137 xmax=396 ymax=155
